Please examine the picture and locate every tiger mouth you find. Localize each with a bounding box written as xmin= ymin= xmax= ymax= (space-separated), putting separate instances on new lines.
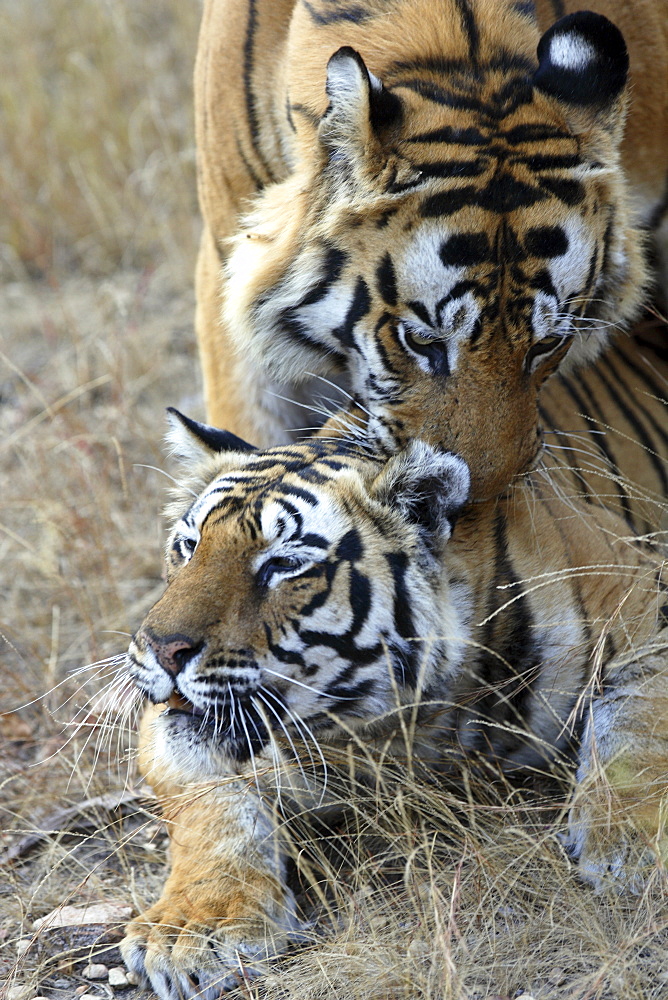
xmin=163 ymin=689 xmax=270 ymax=762
xmin=165 ymin=691 xmax=205 ymax=717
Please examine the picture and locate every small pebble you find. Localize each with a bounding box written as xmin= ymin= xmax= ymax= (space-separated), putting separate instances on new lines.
xmin=83 ymin=964 xmax=108 ymax=980
xmin=7 ymin=988 xmax=29 ymax=1000
xmin=80 ymin=994 xmax=104 ymax=1000
xmin=108 ymin=967 xmax=129 ymax=988
xmin=16 ymin=939 xmax=31 ymax=957
xmin=125 ymin=971 xmax=140 ymax=986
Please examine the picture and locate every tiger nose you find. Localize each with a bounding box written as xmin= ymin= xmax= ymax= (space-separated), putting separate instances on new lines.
xmin=145 ymin=632 xmax=202 ymax=675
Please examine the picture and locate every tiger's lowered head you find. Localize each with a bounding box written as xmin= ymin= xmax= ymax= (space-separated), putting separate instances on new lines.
xmin=121 ymin=409 xmax=665 ymax=999
xmin=196 ymin=0 xmax=668 ymax=498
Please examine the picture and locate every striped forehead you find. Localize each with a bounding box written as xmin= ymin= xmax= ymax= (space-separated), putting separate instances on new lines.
xmin=187 ymin=466 xmax=341 ymax=537
xmin=397 ymin=211 xmax=595 ymax=322
xmin=398 ymin=225 xmax=469 ymax=321
xmin=260 ymin=489 xmax=338 ymax=544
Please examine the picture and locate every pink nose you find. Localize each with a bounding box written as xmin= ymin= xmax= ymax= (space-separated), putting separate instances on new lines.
xmin=146 ymin=633 xmax=201 ymax=675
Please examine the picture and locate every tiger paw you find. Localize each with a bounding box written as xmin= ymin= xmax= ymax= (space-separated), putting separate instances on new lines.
xmin=120 ymin=895 xmax=299 ymax=1000
xmin=567 ymin=652 xmax=668 ymax=891
xmin=567 ymin=754 xmax=668 ymax=892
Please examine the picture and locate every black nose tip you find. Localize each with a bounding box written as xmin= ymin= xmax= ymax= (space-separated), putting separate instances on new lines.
xmin=145 ymin=632 xmax=202 ymax=675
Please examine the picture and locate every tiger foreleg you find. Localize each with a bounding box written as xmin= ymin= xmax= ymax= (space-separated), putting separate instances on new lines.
xmin=567 ymin=638 xmax=668 ymax=891
xmin=121 ymin=705 xmax=301 ymax=1000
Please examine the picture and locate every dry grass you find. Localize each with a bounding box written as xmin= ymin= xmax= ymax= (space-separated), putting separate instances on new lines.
xmin=1 ymin=3 xmax=668 ymax=999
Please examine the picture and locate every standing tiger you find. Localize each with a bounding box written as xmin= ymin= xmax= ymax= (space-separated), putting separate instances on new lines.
xmin=195 ymin=0 xmax=668 ymax=498
xmin=120 ymin=409 xmax=665 ymax=999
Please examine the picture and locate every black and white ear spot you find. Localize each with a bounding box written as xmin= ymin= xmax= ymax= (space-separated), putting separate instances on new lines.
xmin=373 ymin=441 xmax=470 ymax=547
xmin=320 ymin=46 xmax=402 ymax=148
xmin=166 ymin=407 xmax=258 ymax=461
xmin=533 ymin=12 xmax=628 ymax=108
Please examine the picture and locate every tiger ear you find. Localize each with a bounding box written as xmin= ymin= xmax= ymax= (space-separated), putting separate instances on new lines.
xmin=371 ymin=441 xmax=470 ymax=546
xmin=533 ymin=12 xmax=629 ymax=141
xmin=319 ymin=47 xmax=402 ymax=171
xmin=166 ymin=408 xmax=258 ymax=463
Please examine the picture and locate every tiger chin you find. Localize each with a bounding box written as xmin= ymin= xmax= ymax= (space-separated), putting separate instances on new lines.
xmin=120 ymin=409 xmax=666 ymax=1000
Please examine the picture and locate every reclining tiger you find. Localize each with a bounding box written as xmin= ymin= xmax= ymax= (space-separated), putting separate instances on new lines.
xmin=195 ymin=0 xmax=667 ymax=498
xmin=120 ymin=381 xmax=667 ymax=999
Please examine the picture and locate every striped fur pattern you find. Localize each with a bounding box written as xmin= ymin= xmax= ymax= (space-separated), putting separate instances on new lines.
xmin=195 ymin=0 xmax=668 ymax=498
xmin=121 ymin=414 xmax=662 ymax=998
xmin=536 ymin=317 xmax=668 ymax=539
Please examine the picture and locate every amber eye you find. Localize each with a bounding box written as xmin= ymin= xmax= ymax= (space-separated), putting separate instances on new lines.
xmin=398 ymin=320 xmax=450 ymax=377
xmin=405 ymin=327 xmax=437 ymax=349
xmin=525 ymin=334 xmax=569 ymax=371
xmin=174 ymin=533 xmax=197 ymax=561
xmin=256 ymin=555 xmax=307 ymax=589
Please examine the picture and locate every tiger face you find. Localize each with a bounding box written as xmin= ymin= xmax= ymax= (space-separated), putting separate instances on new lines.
xmin=127 ymin=411 xmax=470 ymax=778
xmin=225 ymin=10 xmax=646 ymax=498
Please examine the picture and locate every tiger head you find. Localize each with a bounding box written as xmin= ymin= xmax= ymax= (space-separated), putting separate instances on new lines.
xmin=127 ymin=411 xmax=470 ymax=779
xmin=225 ymin=11 xmax=646 ymax=499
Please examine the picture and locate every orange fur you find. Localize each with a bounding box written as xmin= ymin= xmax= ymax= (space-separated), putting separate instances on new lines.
xmin=121 ymin=426 xmax=663 ymax=996
xmin=194 ymin=0 xmax=667 ymax=503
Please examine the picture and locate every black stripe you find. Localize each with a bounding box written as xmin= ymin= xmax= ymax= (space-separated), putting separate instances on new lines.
xmin=385 ymin=551 xmax=419 ymax=688
xmin=548 ymin=0 xmax=566 ymax=18
xmin=539 ymin=400 xmax=594 ymax=505
xmin=633 ymin=335 xmax=668 ymax=367
xmin=393 ymin=77 xmax=488 ymax=112
xmin=560 ymin=372 xmax=636 ymax=528
xmin=454 ymin=0 xmax=480 ymax=62
xmin=523 ymin=153 xmax=582 ymax=171
xmin=278 ymin=485 xmax=319 ymax=507
xmin=613 ymin=338 xmax=668 ymax=422
xmin=407 ymin=300 xmax=434 ymax=327
xmin=376 ymin=253 xmax=398 ymax=306
xmin=336 ymin=528 xmax=363 ymax=563
xmin=440 ymin=232 xmax=492 ymax=266
xmin=289 ymin=102 xmax=320 ymax=128
xmin=596 ymin=356 xmax=668 ymax=491
xmin=537 ymin=176 xmax=585 ymax=205
xmin=388 ymin=54 xmax=535 ymax=78
xmin=473 ymin=512 xmax=542 ymax=756
xmin=332 ymin=277 xmax=370 ymax=350
xmin=422 ymin=175 xmax=549 ymax=218
xmin=242 ymin=0 xmax=277 ymax=183
xmin=298 ymin=245 xmax=349 ymax=308
xmin=598 ymin=209 xmax=615 ymax=286
xmin=301 ymin=0 xmax=373 ymax=25
xmin=409 ymin=125 xmax=487 ymax=145
xmin=502 ymin=123 xmax=572 ymax=145
xmin=413 ymin=158 xmax=487 ymax=179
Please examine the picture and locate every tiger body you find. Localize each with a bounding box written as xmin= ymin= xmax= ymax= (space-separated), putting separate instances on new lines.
xmin=532 ymin=317 xmax=668 ymax=537
xmin=121 ymin=413 xmax=665 ymax=998
xmin=196 ymin=0 xmax=668 ymax=497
